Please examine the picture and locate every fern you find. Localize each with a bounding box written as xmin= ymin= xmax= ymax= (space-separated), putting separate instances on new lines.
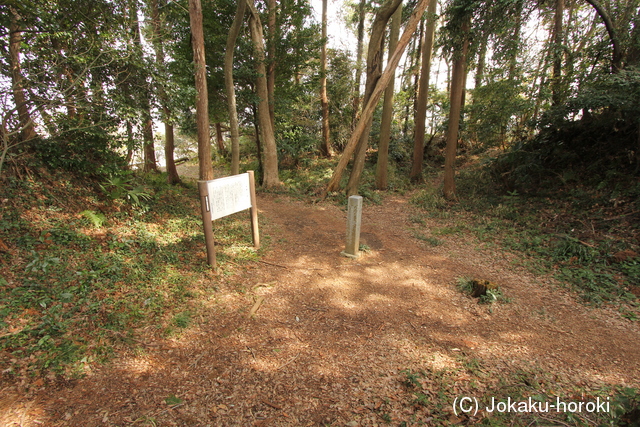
xmin=81 ymin=210 xmax=106 ymax=228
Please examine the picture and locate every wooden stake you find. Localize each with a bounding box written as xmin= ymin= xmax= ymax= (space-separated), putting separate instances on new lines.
xmin=248 ymin=170 xmax=260 ymax=249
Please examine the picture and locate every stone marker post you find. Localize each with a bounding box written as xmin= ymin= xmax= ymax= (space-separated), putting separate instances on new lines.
xmin=341 ymin=195 xmax=363 ymax=258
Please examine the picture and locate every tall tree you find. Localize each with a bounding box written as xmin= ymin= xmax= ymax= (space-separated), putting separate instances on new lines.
xmin=247 ymin=0 xmax=279 ymax=187
xmin=345 ymin=0 xmax=403 ymax=196
xmin=351 ymin=0 xmax=367 ymax=129
xmin=443 ymin=13 xmax=470 ymax=200
xmin=8 ymin=7 xmax=37 ymax=142
xmin=375 ymin=0 xmax=402 ymax=189
xmin=320 ymin=0 xmax=331 ymax=157
xmin=188 ymin=0 xmax=213 ymax=181
xmin=131 ymin=1 xmax=158 ymax=173
xmin=224 ymin=0 xmax=247 ymax=175
xmin=409 ymin=0 xmax=437 ymax=182
xmin=149 ymin=0 xmax=180 ymax=184
xmin=325 ymin=0 xmax=431 ymax=194
xmin=583 ymin=0 xmax=623 ymax=72
xmin=551 ymin=0 xmax=565 ymax=105
xmin=128 ymin=0 xmax=158 ymax=173
xmin=266 ymin=0 xmax=277 ymax=129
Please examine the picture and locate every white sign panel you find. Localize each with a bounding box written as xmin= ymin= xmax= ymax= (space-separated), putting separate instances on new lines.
xmin=206 ymin=173 xmax=252 ymax=220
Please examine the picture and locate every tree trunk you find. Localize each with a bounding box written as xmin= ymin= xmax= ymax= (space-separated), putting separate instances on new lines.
xmin=320 ymin=0 xmax=331 ymax=157
xmin=150 ymin=0 xmax=180 ymax=184
xmin=325 ymin=0 xmax=431 ymax=195
xmin=551 ymin=0 xmax=564 ymax=105
xmin=133 ymin=3 xmax=158 ymax=173
xmin=224 ymin=0 xmax=246 ymax=175
xmin=345 ymin=0 xmax=403 ymax=196
xmin=475 ymin=33 xmax=487 ymax=89
xmin=9 ymin=8 xmax=37 ymax=141
xmin=247 ymin=0 xmax=279 ymax=187
xmin=412 ymin=19 xmax=424 ymax=125
xmin=267 ymin=0 xmax=277 ymax=130
xmin=215 ymin=122 xmax=226 ymax=154
xmin=142 ymin=118 xmax=158 ymax=173
xmin=251 ymin=103 xmax=263 ymax=181
xmin=351 ymin=0 xmax=366 ymax=130
xmin=375 ymin=1 xmax=402 ymax=190
xmin=443 ymin=16 xmax=470 ymax=201
xmin=188 ymin=0 xmax=213 ymax=181
xmin=409 ymin=0 xmax=437 ymax=182
xmin=164 ymin=123 xmax=180 ymax=183
xmin=125 ymin=121 xmax=134 ymax=167
xmin=403 ymin=18 xmax=423 ymax=137
xmin=508 ymin=0 xmax=523 ymax=79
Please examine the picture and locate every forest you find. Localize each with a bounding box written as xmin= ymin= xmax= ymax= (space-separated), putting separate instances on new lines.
xmin=1 ymin=0 xmax=640 ymax=425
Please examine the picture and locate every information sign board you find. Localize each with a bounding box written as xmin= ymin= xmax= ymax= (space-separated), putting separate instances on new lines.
xmin=198 ymin=171 xmax=259 ymax=269
xmin=206 ymin=174 xmax=252 ymax=220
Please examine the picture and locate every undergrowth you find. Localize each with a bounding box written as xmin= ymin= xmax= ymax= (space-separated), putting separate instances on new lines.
xmin=0 ymin=169 xmax=261 ymax=379
xmin=409 ymin=161 xmax=640 ymax=315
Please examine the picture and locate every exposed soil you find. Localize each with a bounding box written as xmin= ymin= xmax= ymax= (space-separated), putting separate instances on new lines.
xmin=2 ymin=190 xmax=640 ymax=426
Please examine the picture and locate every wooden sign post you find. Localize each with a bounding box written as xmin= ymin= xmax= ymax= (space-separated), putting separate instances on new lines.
xmin=198 ymin=171 xmax=259 ymax=269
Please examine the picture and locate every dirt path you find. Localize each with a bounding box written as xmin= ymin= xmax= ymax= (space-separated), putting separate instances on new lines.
xmin=3 ymin=193 xmax=640 ymax=426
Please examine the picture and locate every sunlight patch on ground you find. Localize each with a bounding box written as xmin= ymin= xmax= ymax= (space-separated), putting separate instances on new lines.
xmin=119 ymin=355 xmax=156 ymax=375
xmin=425 ymin=351 xmax=459 ymax=370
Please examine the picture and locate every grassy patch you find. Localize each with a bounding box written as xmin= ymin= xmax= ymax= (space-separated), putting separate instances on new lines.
xmin=412 ymin=232 xmax=443 ymax=247
xmin=0 ymin=171 xmax=260 ymax=379
xmin=409 ymin=162 xmax=640 ymax=315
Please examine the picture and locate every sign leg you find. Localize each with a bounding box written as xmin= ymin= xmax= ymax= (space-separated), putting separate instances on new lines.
xmin=247 ymin=170 xmax=260 ymax=249
xmin=198 ymin=181 xmax=216 ymax=269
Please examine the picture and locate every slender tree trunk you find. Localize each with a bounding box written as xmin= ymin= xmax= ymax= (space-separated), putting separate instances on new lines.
xmin=401 ymin=25 xmax=419 ymax=136
xmin=403 ymin=18 xmax=423 ymax=137
xmin=142 ymin=118 xmax=158 ymax=173
xmin=224 ymin=0 xmax=246 ymax=175
xmin=410 ymin=0 xmax=437 ymax=182
xmin=164 ymin=123 xmax=179 ymax=180
xmin=189 ymin=0 xmax=213 ymax=181
xmin=325 ymin=0 xmax=431 ymax=195
xmin=460 ymin=65 xmax=468 ymax=119
xmin=346 ymin=0 xmax=403 ymax=196
xmin=215 ymin=122 xmax=226 ymax=154
xmin=150 ymin=0 xmax=180 ymax=184
xmin=248 ymin=0 xmax=279 ymax=187
xmin=412 ymin=19 xmax=424 ymax=123
xmin=351 ymin=0 xmax=366 ymax=129
xmin=551 ymin=0 xmax=564 ymax=105
xmin=9 ymin=8 xmax=37 ymax=141
xmin=375 ymin=1 xmax=402 ymax=190
xmin=475 ymin=33 xmax=487 ymax=89
xmin=133 ymin=4 xmax=158 ymax=173
xmin=320 ymin=0 xmax=331 ymax=157
xmin=125 ymin=121 xmax=135 ymax=166
xmin=508 ymin=0 xmax=523 ymax=79
xmin=443 ymin=16 xmax=470 ymax=201
xmin=251 ymin=103 xmax=263 ymax=180
xmin=267 ymin=0 xmax=277 ymax=130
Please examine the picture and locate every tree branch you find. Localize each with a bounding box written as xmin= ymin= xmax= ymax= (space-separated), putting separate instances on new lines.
xmin=583 ymin=0 xmax=622 ymax=72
